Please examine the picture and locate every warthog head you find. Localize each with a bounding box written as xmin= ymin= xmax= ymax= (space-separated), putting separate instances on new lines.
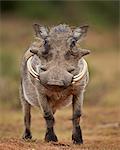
xmin=30 ymin=24 xmax=90 ymax=90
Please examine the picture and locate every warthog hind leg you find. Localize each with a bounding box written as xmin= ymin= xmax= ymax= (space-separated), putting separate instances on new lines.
xmin=22 ymin=100 xmax=32 ymax=140
xmin=20 ymin=85 xmax=32 ymax=140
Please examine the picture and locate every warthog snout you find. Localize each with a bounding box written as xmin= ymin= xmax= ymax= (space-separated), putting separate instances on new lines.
xmin=47 ymin=80 xmax=65 ymax=87
xmin=39 ymin=68 xmax=73 ymax=89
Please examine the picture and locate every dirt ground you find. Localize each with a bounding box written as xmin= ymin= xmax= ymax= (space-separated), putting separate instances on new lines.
xmin=0 ymin=106 xmax=120 ymax=150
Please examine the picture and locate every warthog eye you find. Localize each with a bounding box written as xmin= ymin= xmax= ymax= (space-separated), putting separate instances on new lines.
xmin=70 ymin=40 xmax=76 ymax=49
xmin=44 ymin=39 xmax=51 ymax=52
xmin=70 ymin=39 xmax=76 ymax=49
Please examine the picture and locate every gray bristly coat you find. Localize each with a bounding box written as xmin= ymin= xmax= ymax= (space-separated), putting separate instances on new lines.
xmin=20 ymin=24 xmax=90 ymax=144
xmin=20 ymin=47 xmax=89 ymax=114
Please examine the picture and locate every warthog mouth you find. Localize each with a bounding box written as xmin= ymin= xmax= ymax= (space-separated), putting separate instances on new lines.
xmin=27 ymin=56 xmax=88 ymax=85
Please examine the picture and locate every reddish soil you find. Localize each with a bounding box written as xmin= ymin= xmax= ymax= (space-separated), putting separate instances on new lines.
xmin=0 ymin=137 xmax=120 ymax=150
xmin=0 ymin=107 xmax=120 ymax=150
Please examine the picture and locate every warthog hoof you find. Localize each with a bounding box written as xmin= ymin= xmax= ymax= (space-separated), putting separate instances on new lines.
xmin=45 ymin=127 xmax=58 ymax=142
xmin=22 ymin=129 xmax=32 ymax=140
xmin=72 ymin=126 xmax=83 ymax=144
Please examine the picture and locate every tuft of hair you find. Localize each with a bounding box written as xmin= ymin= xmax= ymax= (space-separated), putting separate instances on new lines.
xmin=50 ymin=24 xmax=72 ymax=34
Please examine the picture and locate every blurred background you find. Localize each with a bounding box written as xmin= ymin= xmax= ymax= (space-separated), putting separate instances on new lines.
xmin=0 ymin=2 xmax=120 ymax=146
xmin=0 ymin=1 xmax=119 ymax=109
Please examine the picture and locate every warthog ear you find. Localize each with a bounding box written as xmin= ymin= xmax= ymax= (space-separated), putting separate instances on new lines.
xmin=33 ymin=23 xmax=48 ymax=39
xmin=73 ymin=25 xmax=89 ymax=41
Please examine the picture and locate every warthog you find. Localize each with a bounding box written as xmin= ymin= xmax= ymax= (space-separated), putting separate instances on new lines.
xmin=20 ymin=24 xmax=90 ymax=144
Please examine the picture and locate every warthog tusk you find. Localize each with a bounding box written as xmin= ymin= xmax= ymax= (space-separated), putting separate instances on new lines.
xmin=72 ymin=59 xmax=88 ymax=84
xmin=27 ymin=56 xmax=88 ymax=84
xmin=27 ymin=56 xmax=39 ymax=80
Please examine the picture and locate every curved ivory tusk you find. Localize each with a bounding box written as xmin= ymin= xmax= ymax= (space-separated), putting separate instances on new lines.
xmin=72 ymin=59 xmax=87 ymax=84
xmin=27 ymin=56 xmax=39 ymax=80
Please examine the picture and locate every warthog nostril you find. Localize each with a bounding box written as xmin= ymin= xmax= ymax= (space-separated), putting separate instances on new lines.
xmin=47 ymin=80 xmax=65 ymax=87
xmin=40 ymin=66 xmax=47 ymax=71
xmin=67 ymin=67 xmax=75 ymax=73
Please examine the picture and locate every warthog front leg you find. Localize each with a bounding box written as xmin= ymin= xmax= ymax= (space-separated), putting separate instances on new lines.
xmin=38 ymin=94 xmax=58 ymax=142
xmin=72 ymin=91 xmax=84 ymax=144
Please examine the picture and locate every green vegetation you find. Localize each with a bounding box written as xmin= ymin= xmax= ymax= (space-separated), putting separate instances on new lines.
xmin=1 ymin=1 xmax=119 ymax=28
